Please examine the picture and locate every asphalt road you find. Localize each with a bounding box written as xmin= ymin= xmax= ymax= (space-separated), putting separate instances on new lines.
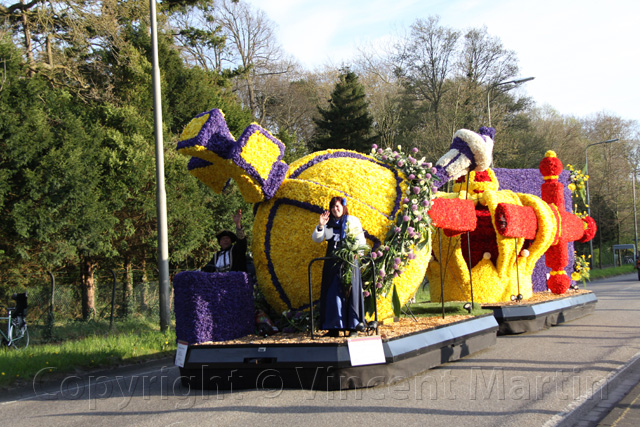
xmin=3 ymin=274 xmax=640 ymax=427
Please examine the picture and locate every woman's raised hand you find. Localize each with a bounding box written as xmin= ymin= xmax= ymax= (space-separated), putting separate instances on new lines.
xmin=319 ymin=211 xmax=330 ymax=226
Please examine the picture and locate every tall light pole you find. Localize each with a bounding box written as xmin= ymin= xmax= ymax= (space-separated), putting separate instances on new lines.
xmin=149 ymin=0 xmax=171 ymax=332
xmin=487 ymin=76 xmax=535 ymax=127
xmin=585 ymin=138 xmax=620 ymax=267
xmin=633 ymin=170 xmax=639 ymax=258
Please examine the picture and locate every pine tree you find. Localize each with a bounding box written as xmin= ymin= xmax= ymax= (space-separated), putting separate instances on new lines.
xmin=313 ymin=69 xmax=376 ymax=153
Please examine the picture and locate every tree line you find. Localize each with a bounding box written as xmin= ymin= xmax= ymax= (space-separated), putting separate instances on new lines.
xmin=0 ymin=0 xmax=637 ymax=318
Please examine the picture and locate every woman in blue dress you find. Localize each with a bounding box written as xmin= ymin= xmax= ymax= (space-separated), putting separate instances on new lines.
xmin=312 ymin=196 xmax=367 ymax=337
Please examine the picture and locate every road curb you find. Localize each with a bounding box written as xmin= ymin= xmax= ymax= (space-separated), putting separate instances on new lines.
xmin=544 ymin=351 xmax=640 ymax=426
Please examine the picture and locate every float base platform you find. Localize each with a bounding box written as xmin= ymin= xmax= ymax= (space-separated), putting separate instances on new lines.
xmin=484 ymin=292 xmax=597 ymax=335
xmin=179 ymin=314 xmax=498 ymax=391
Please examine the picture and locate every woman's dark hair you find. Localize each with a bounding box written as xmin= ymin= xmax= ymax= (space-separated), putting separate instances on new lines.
xmin=329 ymin=196 xmax=348 ymax=218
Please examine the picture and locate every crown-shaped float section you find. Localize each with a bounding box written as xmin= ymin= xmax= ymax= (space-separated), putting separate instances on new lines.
xmin=177 ymin=109 xmax=288 ymax=203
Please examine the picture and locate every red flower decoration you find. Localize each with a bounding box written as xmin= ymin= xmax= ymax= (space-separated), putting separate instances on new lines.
xmin=547 ymin=273 xmax=571 ymax=294
xmin=578 ymin=216 xmax=597 ymax=243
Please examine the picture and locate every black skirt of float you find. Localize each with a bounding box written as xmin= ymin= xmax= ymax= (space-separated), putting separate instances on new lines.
xmin=484 ymin=292 xmax=597 ymax=335
xmin=178 ymin=314 xmax=498 ymax=391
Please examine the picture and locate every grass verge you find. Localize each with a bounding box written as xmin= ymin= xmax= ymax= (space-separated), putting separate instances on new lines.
xmin=408 ymin=283 xmax=490 ymax=317
xmin=407 ymin=301 xmax=490 ymax=317
xmin=0 ymin=317 xmax=176 ymax=389
xmin=590 ymin=264 xmax=635 ymax=281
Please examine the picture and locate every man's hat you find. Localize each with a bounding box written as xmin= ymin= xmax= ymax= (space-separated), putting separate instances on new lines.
xmin=216 ymin=230 xmax=237 ymax=243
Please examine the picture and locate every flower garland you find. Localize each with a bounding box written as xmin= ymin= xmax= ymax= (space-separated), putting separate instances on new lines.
xmin=333 ymin=221 xmax=371 ymax=291
xmin=363 ymin=144 xmax=438 ymax=306
xmin=571 ymin=251 xmax=590 ymax=286
xmin=566 ymin=164 xmax=589 ymax=212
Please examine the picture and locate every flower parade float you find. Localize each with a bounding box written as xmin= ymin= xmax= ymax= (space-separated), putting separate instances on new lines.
xmin=426 ymin=150 xmax=598 ymax=335
xmin=171 ymin=109 xmax=500 ymax=390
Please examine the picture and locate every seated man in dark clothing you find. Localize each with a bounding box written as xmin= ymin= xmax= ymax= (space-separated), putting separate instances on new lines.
xmin=202 ymin=209 xmax=248 ymax=273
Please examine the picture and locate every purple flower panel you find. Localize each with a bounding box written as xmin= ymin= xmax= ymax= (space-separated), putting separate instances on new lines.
xmin=177 ymin=109 xmax=237 ymax=159
xmin=494 ymin=168 xmax=575 ymax=292
xmin=493 ymin=168 xmax=571 ymax=211
xmin=173 ymin=271 xmax=254 ymax=344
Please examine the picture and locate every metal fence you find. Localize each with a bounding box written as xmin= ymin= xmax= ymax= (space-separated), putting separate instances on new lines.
xmin=1 ymin=269 xmax=175 ymax=327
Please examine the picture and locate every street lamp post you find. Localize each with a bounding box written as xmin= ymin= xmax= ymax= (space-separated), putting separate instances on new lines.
xmin=584 ymin=138 xmax=620 ymax=268
xmin=487 ymin=77 xmax=535 ymax=127
xmin=632 ymin=170 xmax=639 ymax=259
xmin=149 ymin=0 xmax=171 ymax=332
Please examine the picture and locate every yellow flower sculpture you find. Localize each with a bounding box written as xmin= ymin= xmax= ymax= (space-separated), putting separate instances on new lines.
xmin=178 ymin=110 xmax=424 ymax=320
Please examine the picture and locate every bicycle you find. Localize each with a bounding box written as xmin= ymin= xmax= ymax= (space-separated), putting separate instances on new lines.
xmin=0 ymin=293 xmax=29 ymax=349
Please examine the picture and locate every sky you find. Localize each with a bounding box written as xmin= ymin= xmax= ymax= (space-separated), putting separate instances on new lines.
xmin=245 ymin=0 xmax=640 ymax=123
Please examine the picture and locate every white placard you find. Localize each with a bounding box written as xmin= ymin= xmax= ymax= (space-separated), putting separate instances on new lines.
xmin=174 ymin=341 xmax=188 ymax=367
xmin=347 ymin=335 xmax=386 ymax=366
